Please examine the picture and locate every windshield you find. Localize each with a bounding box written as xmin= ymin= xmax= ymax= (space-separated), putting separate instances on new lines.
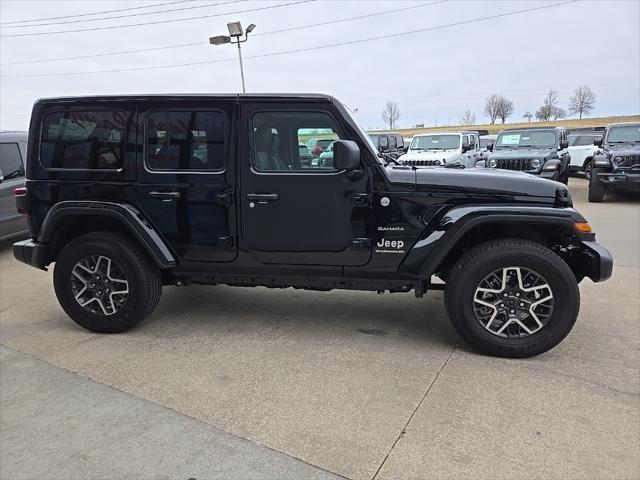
xmin=410 ymin=135 xmax=460 ymax=150
xmin=479 ymin=138 xmax=494 ymax=148
xmin=607 ymin=125 xmax=640 ymax=143
xmin=496 ymin=130 xmax=556 ymax=148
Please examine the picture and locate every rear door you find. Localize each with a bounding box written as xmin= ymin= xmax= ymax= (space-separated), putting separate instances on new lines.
xmin=238 ymin=102 xmax=372 ymax=266
xmin=0 ymin=141 xmax=27 ymax=239
xmin=135 ymin=99 xmax=237 ymax=262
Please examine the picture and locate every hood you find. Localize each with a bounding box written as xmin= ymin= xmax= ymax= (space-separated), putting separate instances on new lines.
xmin=604 ymin=144 xmax=640 ymax=155
xmin=490 ymin=149 xmax=556 ymax=160
xmin=400 ymin=149 xmax=460 ymax=162
xmin=385 ymin=165 xmax=566 ymax=200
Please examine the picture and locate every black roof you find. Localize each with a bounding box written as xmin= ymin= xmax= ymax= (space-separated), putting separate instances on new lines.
xmin=501 ymin=126 xmax=566 ymax=132
xmin=34 ymin=93 xmax=336 ymax=105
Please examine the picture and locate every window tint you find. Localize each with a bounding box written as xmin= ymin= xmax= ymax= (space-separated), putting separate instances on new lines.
xmin=147 ymin=111 xmax=225 ymax=171
xmin=253 ymin=111 xmax=342 ymax=172
xmin=0 ymin=143 xmax=24 ymax=179
xmin=388 ymin=135 xmax=397 ymax=149
xmin=40 ymin=110 xmax=127 ymax=169
xmin=396 ymin=135 xmax=404 ymax=148
xmin=379 ymin=136 xmax=389 ymax=148
xmin=570 ymin=135 xmax=596 ymax=146
xmin=370 ymin=135 xmax=380 ymax=147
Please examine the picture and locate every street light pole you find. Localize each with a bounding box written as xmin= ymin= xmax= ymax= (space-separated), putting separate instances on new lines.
xmin=235 ymin=39 xmax=246 ymax=93
xmin=209 ymin=21 xmax=255 ymax=94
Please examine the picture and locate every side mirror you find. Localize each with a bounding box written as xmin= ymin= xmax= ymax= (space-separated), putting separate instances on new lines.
xmin=594 ymin=137 xmax=603 ymax=147
xmin=333 ymin=140 xmax=361 ymax=171
xmin=487 ymin=143 xmax=494 ymax=152
xmin=461 ymin=143 xmax=471 ymax=153
xmin=559 ymin=140 xmax=569 ymax=149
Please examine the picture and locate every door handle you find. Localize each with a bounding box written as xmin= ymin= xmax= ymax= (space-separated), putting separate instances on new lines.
xmin=148 ymin=191 xmax=181 ymax=200
xmin=246 ymin=193 xmax=279 ymax=202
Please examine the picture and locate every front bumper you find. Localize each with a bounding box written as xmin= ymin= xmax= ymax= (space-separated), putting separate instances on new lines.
xmin=13 ymin=239 xmax=48 ymax=270
xmin=579 ymin=241 xmax=613 ymax=283
xmin=539 ymin=170 xmax=560 ymax=180
xmin=596 ymin=171 xmax=640 ymax=190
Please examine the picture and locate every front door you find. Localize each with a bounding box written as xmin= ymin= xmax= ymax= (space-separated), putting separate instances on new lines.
xmin=239 ymin=104 xmax=371 ymax=266
xmin=136 ymin=100 xmax=237 ymax=262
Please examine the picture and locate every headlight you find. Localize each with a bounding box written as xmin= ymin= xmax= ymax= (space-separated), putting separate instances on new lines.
xmin=542 ymin=160 xmax=560 ymax=171
xmin=613 ymin=156 xmax=625 ymax=166
xmin=531 ymin=158 xmax=542 ymax=169
xmin=489 ymin=158 xmax=497 ymax=168
xmin=594 ymin=155 xmax=611 ymax=167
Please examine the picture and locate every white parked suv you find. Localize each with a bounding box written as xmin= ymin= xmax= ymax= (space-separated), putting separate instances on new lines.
xmin=568 ymin=133 xmax=601 ymax=180
xmin=398 ymin=131 xmax=479 ymax=167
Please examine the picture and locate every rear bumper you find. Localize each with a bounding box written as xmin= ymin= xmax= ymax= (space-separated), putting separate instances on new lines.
xmin=13 ymin=239 xmax=48 ymax=270
xmin=580 ymin=241 xmax=613 ymax=283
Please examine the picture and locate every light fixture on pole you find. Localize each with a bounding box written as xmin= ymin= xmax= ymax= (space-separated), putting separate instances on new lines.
xmin=209 ymin=21 xmax=256 ymax=93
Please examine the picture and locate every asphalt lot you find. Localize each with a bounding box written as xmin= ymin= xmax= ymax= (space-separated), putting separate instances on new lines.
xmin=1 ymin=177 xmax=638 ymax=480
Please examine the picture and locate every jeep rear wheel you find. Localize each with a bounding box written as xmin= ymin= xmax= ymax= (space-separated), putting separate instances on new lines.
xmin=588 ymin=170 xmax=605 ymax=202
xmin=54 ymin=231 xmax=162 ymax=333
xmin=583 ymin=160 xmax=593 ymax=180
xmin=444 ymin=239 xmax=579 ymax=358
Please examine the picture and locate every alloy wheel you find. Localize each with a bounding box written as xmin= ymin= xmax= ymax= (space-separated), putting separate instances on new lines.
xmin=71 ymin=255 xmax=129 ymax=316
xmin=473 ymin=266 xmax=554 ymax=338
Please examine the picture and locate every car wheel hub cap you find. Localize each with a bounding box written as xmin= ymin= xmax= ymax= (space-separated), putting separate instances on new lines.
xmin=473 ymin=266 xmax=554 ymax=338
xmin=71 ymin=255 xmax=129 ymax=316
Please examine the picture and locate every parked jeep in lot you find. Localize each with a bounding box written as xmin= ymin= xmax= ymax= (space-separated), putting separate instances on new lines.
xmin=398 ymin=132 xmax=479 ymax=168
xmin=369 ymin=132 xmax=406 ymax=160
xmin=588 ymin=122 xmax=640 ymax=202
xmin=568 ymin=133 xmax=601 ymax=180
xmin=484 ymin=127 xmax=571 ymax=184
xmin=13 ymin=94 xmax=612 ymax=358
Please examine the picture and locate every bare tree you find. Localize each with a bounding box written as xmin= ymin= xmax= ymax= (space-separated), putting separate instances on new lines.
xmin=568 ymin=85 xmax=596 ymax=119
xmin=459 ymin=110 xmax=476 ymax=125
xmin=523 ymin=111 xmax=533 ymax=122
xmin=551 ymin=106 xmax=566 ymax=120
xmin=497 ymin=97 xmax=514 ymax=124
xmin=382 ymin=101 xmax=401 ymax=130
xmin=484 ymin=94 xmax=501 ymax=124
xmin=536 ymin=89 xmax=560 ymax=121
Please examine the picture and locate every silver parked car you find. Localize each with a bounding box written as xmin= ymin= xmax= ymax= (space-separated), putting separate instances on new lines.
xmin=0 ymin=131 xmax=28 ymax=240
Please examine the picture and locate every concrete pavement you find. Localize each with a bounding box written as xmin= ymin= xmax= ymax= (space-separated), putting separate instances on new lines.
xmin=1 ymin=177 xmax=638 ymax=479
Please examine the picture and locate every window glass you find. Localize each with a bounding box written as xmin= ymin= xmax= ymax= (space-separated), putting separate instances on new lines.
xmin=496 ymin=130 xmax=556 ymax=148
xmin=396 ymin=136 xmax=404 ymax=148
xmin=379 ymin=136 xmax=389 ymax=149
xmin=570 ymin=135 xmax=597 ymax=147
xmin=40 ymin=111 xmax=127 ymax=169
xmin=147 ymin=111 xmax=225 ymax=171
xmin=388 ymin=135 xmax=397 ymax=149
xmin=253 ymin=111 xmax=342 ymax=172
xmin=369 ymin=135 xmax=380 ymax=147
xmin=0 ymin=143 xmax=24 ymax=179
xmin=607 ymin=125 xmax=640 ymax=143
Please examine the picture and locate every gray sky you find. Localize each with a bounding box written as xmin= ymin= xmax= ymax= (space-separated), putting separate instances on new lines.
xmin=1 ymin=0 xmax=639 ymax=130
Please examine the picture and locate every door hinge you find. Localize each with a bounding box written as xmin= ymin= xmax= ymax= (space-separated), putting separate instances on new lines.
xmin=218 ymin=235 xmax=236 ymax=248
xmin=350 ymin=238 xmax=371 ymax=250
xmin=351 ymin=193 xmax=370 ymax=206
xmin=215 ymin=192 xmax=234 ymax=207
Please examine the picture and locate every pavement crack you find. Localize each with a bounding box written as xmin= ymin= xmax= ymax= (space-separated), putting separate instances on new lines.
xmin=370 ymin=340 xmax=459 ymax=480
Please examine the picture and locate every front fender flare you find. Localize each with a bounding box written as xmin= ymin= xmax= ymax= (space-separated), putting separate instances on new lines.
xmin=38 ymin=201 xmax=176 ymax=268
xmin=399 ymin=205 xmax=588 ymax=279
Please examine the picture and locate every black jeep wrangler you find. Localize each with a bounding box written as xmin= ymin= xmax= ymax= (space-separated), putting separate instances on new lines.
xmin=588 ymin=122 xmax=640 ymax=202
xmin=13 ymin=94 xmax=612 ymax=358
xmin=484 ymin=126 xmax=571 ymax=184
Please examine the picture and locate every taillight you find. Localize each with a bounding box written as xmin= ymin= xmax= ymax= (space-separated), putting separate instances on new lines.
xmin=14 ymin=187 xmax=28 ymax=215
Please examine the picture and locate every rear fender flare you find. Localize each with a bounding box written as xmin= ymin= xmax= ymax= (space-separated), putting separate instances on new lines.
xmin=38 ymin=201 xmax=176 ymax=268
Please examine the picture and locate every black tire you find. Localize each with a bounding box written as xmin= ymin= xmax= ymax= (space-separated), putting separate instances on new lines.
xmin=53 ymin=231 xmax=162 ymax=333
xmin=444 ymin=239 xmax=580 ymax=358
xmin=588 ymin=170 xmax=605 ymax=202
xmin=583 ymin=159 xmax=593 ymax=181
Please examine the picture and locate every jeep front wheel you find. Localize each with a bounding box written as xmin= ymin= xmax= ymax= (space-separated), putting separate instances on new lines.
xmin=588 ymin=170 xmax=605 ymax=202
xmin=444 ymin=239 xmax=579 ymax=358
xmin=53 ymin=231 xmax=162 ymax=333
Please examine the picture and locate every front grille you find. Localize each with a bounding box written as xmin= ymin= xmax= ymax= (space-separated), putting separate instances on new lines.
xmin=402 ymin=159 xmax=442 ymax=167
xmin=614 ymin=155 xmax=640 ymax=168
xmin=496 ymin=158 xmax=533 ymax=171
